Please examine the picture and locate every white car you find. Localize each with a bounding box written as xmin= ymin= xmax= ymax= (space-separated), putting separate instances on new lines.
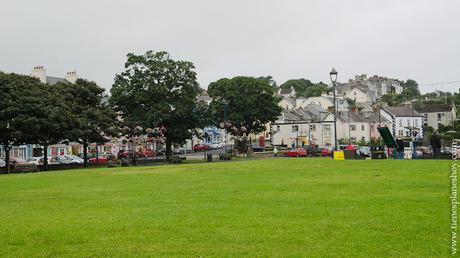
xmin=0 ymin=159 xmax=5 ymax=168
xmin=26 ymin=157 xmax=43 ymax=165
xmin=210 ymin=142 xmax=224 ymax=149
xmin=63 ymin=155 xmax=84 ymax=164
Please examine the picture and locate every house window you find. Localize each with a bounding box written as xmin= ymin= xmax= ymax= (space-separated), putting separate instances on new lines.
xmin=438 ymin=123 xmax=442 ymax=128
xmin=350 ymin=125 xmax=356 ymax=131
xmin=323 ymin=125 xmax=331 ymax=131
xmin=292 ymin=125 xmax=299 ymax=132
xmin=438 ymin=113 xmax=442 ymax=121
xmin=361 ymin=125 xmax=365 ymax=131
xmin=310 ymin=124 xmax=316 ymax=131
xmin=277 ymin=125 xmax=280 ymax=132
xmin=398 ymin=130 xmax=404 ymax=137
xmin=399 ymin=119 xmax=403 ymax=127
xmin=406 ymin=119 xmax=410 ymax=127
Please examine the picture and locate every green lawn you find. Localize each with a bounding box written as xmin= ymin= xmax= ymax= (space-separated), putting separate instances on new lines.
xmin=0 ymin=159 xmax=451 ymax=257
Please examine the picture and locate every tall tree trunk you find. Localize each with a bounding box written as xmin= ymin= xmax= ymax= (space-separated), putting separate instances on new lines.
xmin=4 ymin=145 xmax=10 ymax=174
xmin=43 ymin=143 xmax=49 ymax=171
xmin=165 ymin=141 xmax=172 ymax=161
xmin=83 ymin=141 xmax=88 ymax=167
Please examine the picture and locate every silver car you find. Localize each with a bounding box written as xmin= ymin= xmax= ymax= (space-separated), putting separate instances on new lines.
xmin=63 ymin=155 xmax=84 ymax=164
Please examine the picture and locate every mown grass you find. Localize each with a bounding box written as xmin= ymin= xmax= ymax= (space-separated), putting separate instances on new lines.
xmin=0 ymin=158 xmax=451 ymax=257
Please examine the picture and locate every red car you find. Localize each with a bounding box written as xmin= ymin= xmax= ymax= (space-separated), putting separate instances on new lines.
xmin=319 ymin=148 xmax=331 ymax=157
xmin=88 ymin=154 xmax=117 ymax=164
xmin=193 ymin=144 xmax=210 ymax=152
xmin=285 ymin=148 xmax=308 ymax=157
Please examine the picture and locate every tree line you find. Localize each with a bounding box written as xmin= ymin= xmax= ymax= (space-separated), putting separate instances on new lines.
xmin=0 ymin=50 xmax=282 ymax=172
xmin=0 ymin=72 xmax=116 ymax=172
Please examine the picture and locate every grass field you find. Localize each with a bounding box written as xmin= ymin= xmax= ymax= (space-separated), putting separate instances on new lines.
xmin=0 ymin=158 xmax=452 ymax=257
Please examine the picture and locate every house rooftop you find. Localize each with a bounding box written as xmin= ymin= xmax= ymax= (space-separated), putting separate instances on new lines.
xmin=382 ymin=106 xmax=422 ymax=117
xmin=417 ymin=104 xmax=454 ymax=113
xmin=279 ymin=87 xmax=294 ymax=94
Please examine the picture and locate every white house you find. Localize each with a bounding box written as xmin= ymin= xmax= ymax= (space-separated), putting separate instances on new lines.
xmin=271 ymin=105 xmax=336 ymax=149
xmin=342 ymin=87 xmax=372 ymax=104
xmin=380 ymin=106 xmax=424 ymax=139
xmin=278 ymin=97 xmax=296 ymax=110
xmin=279 ymin=87 xmax=296 ymax=98
xmin=304 ymin=95 xmax=349 ymax=112
xmin=336 ymin=112 xmax=371 ymax=143
xmin=31 ymin=66 xmax=79 ymax=84
xmin=417 ymin=104 xmax=457 ymax=131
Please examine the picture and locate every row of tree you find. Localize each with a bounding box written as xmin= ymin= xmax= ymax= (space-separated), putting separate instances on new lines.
xmin=0 ymin=73 xmax=116 ymax=172
xmin=1 ymin=50 xmax=282 ymax=172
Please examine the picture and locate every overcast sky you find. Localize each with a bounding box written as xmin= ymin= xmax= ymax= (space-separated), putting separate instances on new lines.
xmin=1 ymin=0 xmax=459 ymax=93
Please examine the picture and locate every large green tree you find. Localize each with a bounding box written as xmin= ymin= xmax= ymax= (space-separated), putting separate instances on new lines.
xmin=402 ymin=79 xmax=421 ymax=100
xmin=59 ymin=79 xmax=117 ymax=167
xmin=110 ymin=51 xmax=205 ymax=159
xmin=24 ymin=83 xmax=78 ymax=171
xmin=279 ymin=78 xmax=328 ymax=98
xmin=208 ymin=76 xmax=282 ymax=147
xmin=0 ymin=72 xmax=41 ymax=173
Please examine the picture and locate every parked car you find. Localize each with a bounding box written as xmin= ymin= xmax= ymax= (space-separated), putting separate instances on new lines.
xmin=441 ymin=147 xmax=452 ymax=155
xmin=0 ymin=159 xmax=5 ymax=168
xmin=9 ymin=157 xmax=29 ymax=165
xmin=357 ymin=146 xmax=371 ymax=157
xmin=50 ymin=156 xmax=74 ymax=165
xmin=304 ymin=145 xmax=320 ymax=157
xmin=88 ymin=154 xmax=117 ymax=165
xmin=28 ymin=156 xmax=60 ymax=165
xmin=210 ymin=142 xmax=224 ymax=149
xmin=318 ymin=148 xmax=332 ymax=157
xmin=193 ymin=144 xmax=210 ymax=152
xmin=285 ymin=148 xmax=308 ymax=157
xmin=26 ymin=157 xmax=43 ymax=165
xmin=63 ymin=155 xmax=85 ymax=164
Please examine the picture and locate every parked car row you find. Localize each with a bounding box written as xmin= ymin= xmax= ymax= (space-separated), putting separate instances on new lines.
xmin=193 ymin=142 xmax=225 ymax=152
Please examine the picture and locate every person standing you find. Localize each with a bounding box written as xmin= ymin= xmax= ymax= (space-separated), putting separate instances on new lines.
xmin=395 ymin=137 xmax=404 ymax=159
xmin=430 ymin=132 xmax=442 ymax=159
xmin=273 ymin=146 xmax=278 ymax=157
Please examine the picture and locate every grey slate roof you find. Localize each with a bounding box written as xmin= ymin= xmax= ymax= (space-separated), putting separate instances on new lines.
xmin=337 ymin=112 xmax=369 ymax=123
xmin=281 ymin=97 xmax=296 ymax=106
xmin=46 ymin=76 xmax=68 ymax=85
xmin=369 ymin=113 xmax=391 ymax=123
xmin=417 ymin=104 xmax=453 ymax=113
xmin=382 ymin=106 xmax=423 ymax=117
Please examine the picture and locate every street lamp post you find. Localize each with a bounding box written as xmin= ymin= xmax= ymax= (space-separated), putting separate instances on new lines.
xmin=330 ymin=68 xmax=338 ymax=151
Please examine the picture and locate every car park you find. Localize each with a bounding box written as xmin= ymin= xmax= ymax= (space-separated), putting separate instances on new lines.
xmin=285 ymin=148 xmax=308 ymax=157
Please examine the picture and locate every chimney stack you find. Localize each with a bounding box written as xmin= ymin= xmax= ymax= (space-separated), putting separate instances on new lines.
xmin=31 ymin=66 xmax=47 ymax=83
xmin=65 ymin=70 xmax=78 ymax=84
